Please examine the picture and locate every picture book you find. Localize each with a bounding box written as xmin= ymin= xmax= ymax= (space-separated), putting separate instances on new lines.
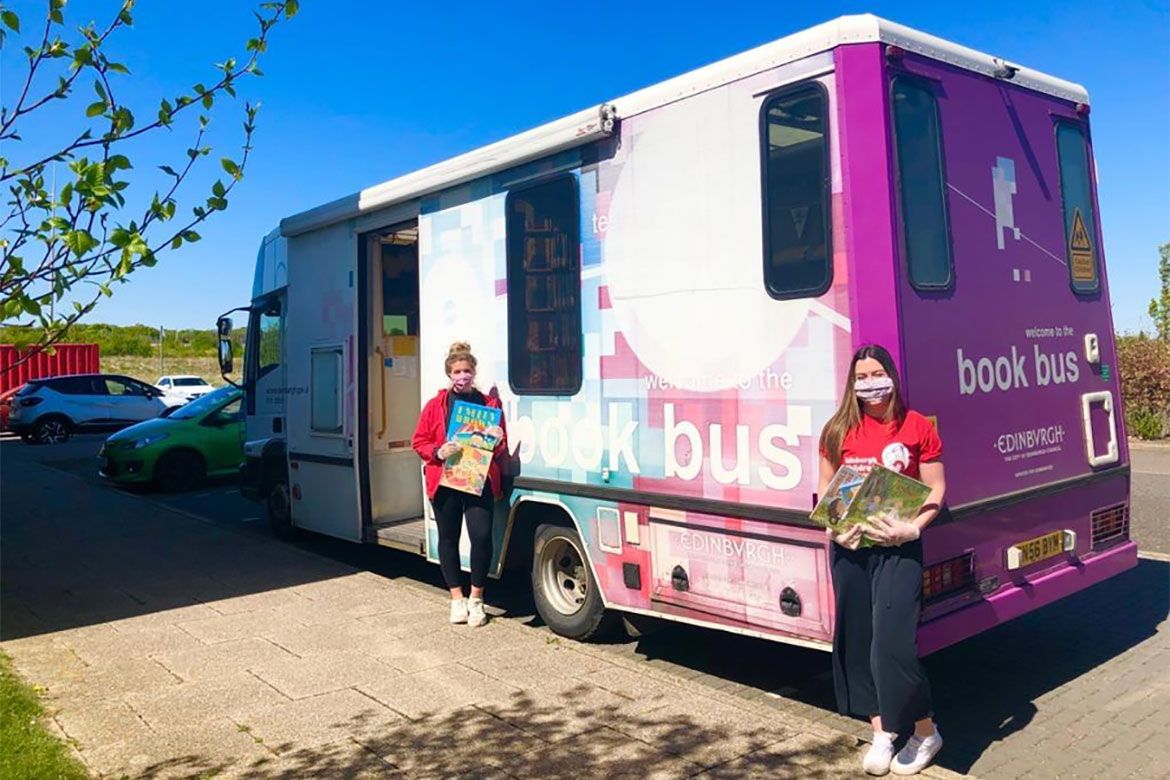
xmin=811 ymin=465 xmax=931 ymax=546
xmin=439 ymin=400 xmax=503 ymax=496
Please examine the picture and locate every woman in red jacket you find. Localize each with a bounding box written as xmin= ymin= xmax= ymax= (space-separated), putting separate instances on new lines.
xmin=818 ymin=344 xmax=946 ymax=777
xmin=412 ymin=341 xmax=508 ymax=627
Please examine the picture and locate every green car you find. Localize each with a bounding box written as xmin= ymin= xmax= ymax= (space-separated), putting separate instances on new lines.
xmin=100 ymin=385 xmax=244 ymax=492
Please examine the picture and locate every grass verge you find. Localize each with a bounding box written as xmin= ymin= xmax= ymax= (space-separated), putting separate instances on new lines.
xmin=0 ymin=650 xmax=89 ymax=779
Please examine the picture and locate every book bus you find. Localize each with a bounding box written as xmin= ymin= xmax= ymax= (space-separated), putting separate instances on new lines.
xmin=216 ymin=15 xmax=1135 ymax=652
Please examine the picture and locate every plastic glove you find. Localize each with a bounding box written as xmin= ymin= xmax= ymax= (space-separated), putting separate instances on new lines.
xmin=826 ymin=524 xmax=864 ymax=551
xmin=437 ymin=441 xmax=460 ymax=461
xmin=866 ymin=513 xmax=921 ymax=546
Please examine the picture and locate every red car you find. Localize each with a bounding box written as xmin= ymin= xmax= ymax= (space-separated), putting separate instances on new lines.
xmin=0 ymin=384 xmax=23 ymax=432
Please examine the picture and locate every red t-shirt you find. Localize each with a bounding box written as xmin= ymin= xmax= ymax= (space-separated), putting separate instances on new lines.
xmin=837 ymin=410 xmax=942 ymax=479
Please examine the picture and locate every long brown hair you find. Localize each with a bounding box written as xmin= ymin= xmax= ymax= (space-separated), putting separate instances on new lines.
xmin=819 ymin=344 xmax=907 ymax=467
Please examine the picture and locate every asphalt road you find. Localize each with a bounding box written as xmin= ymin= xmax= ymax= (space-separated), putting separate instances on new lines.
xmin=5 ymin=433 xmax=1168 ymax=778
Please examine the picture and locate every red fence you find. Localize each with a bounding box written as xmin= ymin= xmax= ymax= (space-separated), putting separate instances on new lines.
xmin=0 ymin=344 xmax=101 ymax=394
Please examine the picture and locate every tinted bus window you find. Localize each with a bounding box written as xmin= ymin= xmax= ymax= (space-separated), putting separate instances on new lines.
xmin=892 ymin=77 xmax=953 ymax=289
xmin=761 ymin=83 xmax=831 ymax=299
xmin=506 ymin=176 xmax=582 ymax=395
xmin=1055 ymin=122 xmax=1100 ymax=293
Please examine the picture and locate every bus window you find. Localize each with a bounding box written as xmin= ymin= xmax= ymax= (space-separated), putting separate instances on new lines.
xmin=760 ymin=82 xmax=831 ymax=299
xmin=505 ymin=175 xmax=582 ymax=395
xmin=891 ymin=76 xmax=953 ymax=289
xmin=1055 ymin=121 xmax=1100 ymax=294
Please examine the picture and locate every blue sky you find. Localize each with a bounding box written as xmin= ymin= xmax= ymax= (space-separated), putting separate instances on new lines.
xmin=5 ymin=0 xmax=1167 ymax=333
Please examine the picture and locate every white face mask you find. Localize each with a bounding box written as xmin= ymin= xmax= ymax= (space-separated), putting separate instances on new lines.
xmin=855 ymin=376 xmax=894 ymax=404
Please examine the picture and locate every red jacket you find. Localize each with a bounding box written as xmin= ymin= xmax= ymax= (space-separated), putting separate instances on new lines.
xmin=412 ymin=388 xmax=509 ymax=500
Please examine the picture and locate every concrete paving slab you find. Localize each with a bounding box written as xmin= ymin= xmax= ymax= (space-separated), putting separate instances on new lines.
xmin=177 ymin=607 xmax=307 ymax=645
xmin=357 ymin=662 xmax=522 ymax=721
xmin=236 ymin=688 xmax=405 ymax=754
xmin=356 ymin=704 xmax=545 ymax=775
xmin=609 ymin=691 xmax=799 ymax=770
xmin=126 ymin=670 xmax=290 ymax=733
xmin=509 ymin=724 xmax=704 ymax=779
xmin=480 ymin=677 xmax=647 ymax=744
xmin=461 ymin=644 xmax=611 ymax=690
xmin=260 ymin=617 xmax=389 ymax=657
xmin=248 ymin=649 xmax=399 ymax=700
xmin=61 ymin=622 xmax=206 ymax=664
xmin=152 ymin=636 xmax=301 ymax=682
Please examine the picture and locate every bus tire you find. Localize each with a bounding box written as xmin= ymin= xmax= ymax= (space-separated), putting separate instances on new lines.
xmin=531 ymin=523 xmax=618 ymax=641
xmin=266 ymin=476 xmax=295 ymax=539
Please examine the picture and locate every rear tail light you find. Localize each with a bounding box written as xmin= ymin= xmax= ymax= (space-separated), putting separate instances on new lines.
xmin=922 ymin=552 xmax=976 ymax=604
xmin=19 ymin=397 xmax=44 ymax=407
xmin=1090 ymin=504 xmax=1129 ymax=550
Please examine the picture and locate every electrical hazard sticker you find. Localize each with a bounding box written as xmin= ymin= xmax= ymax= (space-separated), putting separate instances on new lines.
xmin=1068 ymin=209 xmax=1095 ymax=282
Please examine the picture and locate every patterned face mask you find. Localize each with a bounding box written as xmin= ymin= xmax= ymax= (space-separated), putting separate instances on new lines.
xmin=855 ymin=376 xmax=894 ymax=403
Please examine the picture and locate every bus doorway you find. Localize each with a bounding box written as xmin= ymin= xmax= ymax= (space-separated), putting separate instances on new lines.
xmin=365 ymin=223 xmax=425 ymax=550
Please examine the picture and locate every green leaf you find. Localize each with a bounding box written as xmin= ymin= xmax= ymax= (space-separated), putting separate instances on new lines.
xmin=108 ymin=62 xmax=130 ymax=74
xmin=221 ymin=158 xmax=241 ymax=179
xmin=171 ymin=235 xmax=183 ymax=250
xmin=2 ymin=10 xmax=19 ymax=33
xmin=158 ymin=164 xmax=179 ymax=179
xmin=86 ymin=101 xmax=106 ymax=117
xmin=182 ymin=230 xmax=201 ymax=242
xmin=64 ymin=230 xmax=100 ymax=257
xmin=94 ymin=79 xmax=107 ymax=101
xmin=201 ymin=93 xmax=213 ymax=109
xmin=212 ymin=180 xmax=226 ymax=197
xmin=108 ymin=154 xmax=131 ymax=170
xmin=285 ymin=0 xmax=299 ymax=17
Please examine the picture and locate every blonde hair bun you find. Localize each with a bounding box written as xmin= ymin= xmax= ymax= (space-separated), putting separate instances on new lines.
xmin=444 ymin=341 xmax=478 ymax=374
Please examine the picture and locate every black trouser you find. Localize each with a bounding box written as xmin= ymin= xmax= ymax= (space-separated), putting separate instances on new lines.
xmin=830 ymin=539 xmax=933 ymax=735
xmin=432 ymin=485 xmax=494 ymax=590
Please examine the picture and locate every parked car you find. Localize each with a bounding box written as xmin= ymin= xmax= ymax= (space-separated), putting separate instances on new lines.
xmin=0 ymin=384 xmax=24 ymax=432
xmin=10 ymin=374 xmax=168 ymax=444
xmin=155 ymin=375 xmax=215 ymax=408
xmin=99 ymin=386 xmax=243 ymax=491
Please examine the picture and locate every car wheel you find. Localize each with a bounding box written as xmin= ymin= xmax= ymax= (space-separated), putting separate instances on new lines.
xmin=33 ymin=416 xmax=72 ymax=445
xmin=531 ymin=523 xmax=619 ymax=641
xmin=155 ymin=450 xmax=206 ymax=493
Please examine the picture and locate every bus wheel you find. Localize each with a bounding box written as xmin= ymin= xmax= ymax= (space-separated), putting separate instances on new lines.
xmin=266 ymin=478 xmax=295 ymax=538
xmin=531 ymin=523 xmax=617 ymax=641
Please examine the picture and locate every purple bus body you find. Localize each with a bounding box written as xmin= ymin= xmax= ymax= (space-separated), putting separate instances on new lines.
xmin=834 ymin=43 xmax=1135 ymax=653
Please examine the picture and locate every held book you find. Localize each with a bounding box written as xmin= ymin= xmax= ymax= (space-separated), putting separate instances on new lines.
xmin=439 ymin=400 xmax=502 ymax=496
xmin=811 ymin=465 xmax=931 ymax=546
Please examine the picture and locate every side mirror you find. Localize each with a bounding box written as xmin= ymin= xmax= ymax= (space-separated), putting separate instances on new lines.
xmin=216 ymin=316 xmax=234 ymax=376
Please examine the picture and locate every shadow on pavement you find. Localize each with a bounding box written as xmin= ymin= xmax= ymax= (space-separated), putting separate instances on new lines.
xmin=122 ymin=685 xmax=859 ymax=779
xmin=924 ymin=557 xmax=1168 ymax=774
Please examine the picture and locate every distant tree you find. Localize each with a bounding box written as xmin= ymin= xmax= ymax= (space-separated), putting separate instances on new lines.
xmin=0 ymin=0 xmax=297 ymax=370
xmin=1149 ymin=242 xmax=1170 ymax=341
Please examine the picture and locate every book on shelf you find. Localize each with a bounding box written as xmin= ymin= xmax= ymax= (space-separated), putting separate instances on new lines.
xmin=439 ymin=400 xmax=503 ymax=496
xmin=810 ymin=465 xmax=931 ymax=547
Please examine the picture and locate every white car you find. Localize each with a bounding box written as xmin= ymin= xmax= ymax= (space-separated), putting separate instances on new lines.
xmin=155 ymin=375 xmax=215 ymax=407
xmin=10 ymin=374 xmax=169 ymax=444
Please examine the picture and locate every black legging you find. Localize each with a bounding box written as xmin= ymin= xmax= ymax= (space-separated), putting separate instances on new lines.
xmin=432 ymin=485 xmax=494 ymax=590
xmin=830 ymin=539 xmax=933 ymax=735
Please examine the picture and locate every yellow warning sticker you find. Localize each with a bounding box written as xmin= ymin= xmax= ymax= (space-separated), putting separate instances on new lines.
xmin=1069 ymin=209 xmax=1095 ymax=282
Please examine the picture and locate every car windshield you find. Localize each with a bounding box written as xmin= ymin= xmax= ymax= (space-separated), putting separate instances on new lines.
xmin=168 ymin=386 xmax=237 ymax=420
xmin=173 ymin=377 xmax=209 ymax=387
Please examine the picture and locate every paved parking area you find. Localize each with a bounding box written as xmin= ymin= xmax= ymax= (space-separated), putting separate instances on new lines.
xmin=2 ymin=434 xmax=1167 ymax=778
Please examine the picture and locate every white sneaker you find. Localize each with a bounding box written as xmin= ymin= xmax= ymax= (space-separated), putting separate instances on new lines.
xmin=467 ymin=597 xmax=488 ymax=627
xmin=863 ymin=731 xmax=897 ymax=776
xmin=449 ymin=598 xmax=468 ymax=624
xmin=891 ymin=729 xmax=943 ymax=775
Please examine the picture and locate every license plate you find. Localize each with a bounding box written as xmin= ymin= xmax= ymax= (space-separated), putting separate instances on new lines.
xmin=1007 ymin=530 xmax=1067 ymax=570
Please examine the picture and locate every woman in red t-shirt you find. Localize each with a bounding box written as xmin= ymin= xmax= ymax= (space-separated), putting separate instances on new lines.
xmin=818 ymin=344 xmax=947 ymax=777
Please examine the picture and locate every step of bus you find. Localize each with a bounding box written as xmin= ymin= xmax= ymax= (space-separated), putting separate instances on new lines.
xmin=368 ymin=516 xmax=426 ymax=555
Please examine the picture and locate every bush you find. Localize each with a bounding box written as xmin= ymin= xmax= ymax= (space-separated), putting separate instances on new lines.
xmin=1116 ymin=335 xmax=1170 ymax=439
